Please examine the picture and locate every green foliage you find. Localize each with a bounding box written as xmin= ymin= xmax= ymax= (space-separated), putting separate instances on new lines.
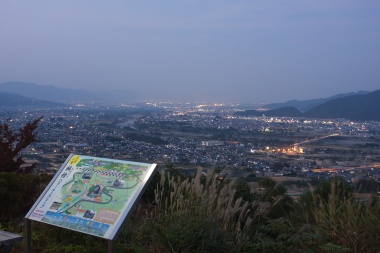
xmin=258 ymin=178 xmax=294 ymax=219
xmin=297 ymin=176 xmax=380 ymax=252
xmin=319 ymin=243 xmax=351 ymax=252
xmin=0 ymin=173 xmax=43 ymax=219
xmin=23 ymin=222 xmax=108 ymax=253
xmin=234 ymin=177 xmax=255 ymax=202
xmin=299 ymin=176 xmax=353 ymax=224
xmin=46 ymin=243 xmax=89 ymax=253
xmin=243 ymin=219 xmax=324 ymax=253
xmin=259 ymin=178 xmax=287 ymax=199
xmin=143 ymin=209 xmax=234 ymax=252
xmin=355 ymin=178 xmax=380 ymax=193
xmin=313 ymin=176 xmax=353 ymax=202
xmin=3 ymin=166 xmax=380 ymax=253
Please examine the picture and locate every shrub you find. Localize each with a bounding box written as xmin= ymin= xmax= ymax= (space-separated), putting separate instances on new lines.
xmin=299 ymin=177 xmax=380 ymax=252
xmin=0 ymin=173 xmax=43 ymax=220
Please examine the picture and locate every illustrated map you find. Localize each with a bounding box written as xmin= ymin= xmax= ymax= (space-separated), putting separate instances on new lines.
xmin=26 ymin=154 xmax=157 ymax=239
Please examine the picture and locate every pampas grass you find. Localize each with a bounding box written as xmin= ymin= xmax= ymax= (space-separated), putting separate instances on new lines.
xmin=149 ymin=167 xmax=274 ymax=251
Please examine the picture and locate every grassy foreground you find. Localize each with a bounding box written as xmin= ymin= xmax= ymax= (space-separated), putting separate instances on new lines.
xmin=1 ymin=169 xmax=380 ymax=253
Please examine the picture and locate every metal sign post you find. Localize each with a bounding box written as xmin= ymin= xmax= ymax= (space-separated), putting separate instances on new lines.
xmin=24 ymin=218 xmax=31 ymax=253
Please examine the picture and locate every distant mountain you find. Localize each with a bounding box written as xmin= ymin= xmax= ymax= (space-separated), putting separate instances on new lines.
xmin=0 ymin=82 xmax=140 ymax=104
xmin=264 ymin=91 xmax=370 ymax=112
xmin=305 ymin=89 xmax=380 ymax=121
xmin=235 ymin=90 xmax=380 ymax=121
xmin=0 ymin=91 xmax=64 ymax=107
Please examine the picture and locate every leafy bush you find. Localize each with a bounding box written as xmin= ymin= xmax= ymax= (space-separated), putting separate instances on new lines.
xmin=0 ymin=173 xmax=43 ymax=220
xmin=298 ymin=177 xmax=380 ymax=252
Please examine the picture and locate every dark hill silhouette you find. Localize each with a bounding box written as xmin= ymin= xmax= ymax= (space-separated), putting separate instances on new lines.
xmin=305 ymin=89 xmax=380 ymax=121
xmin=0 ymin=91 xmax=63 ymax=107
xmin=235 ymin=90 xmax=380 ymax=121
xmin=265 ymin=91 xmax=369 ymax=111
xmin=0 ymin=81 xmax=140 ymax=104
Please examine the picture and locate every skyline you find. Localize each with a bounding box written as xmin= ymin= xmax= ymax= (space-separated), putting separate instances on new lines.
xmin=1 ymin=1 xmax=379 ymax=103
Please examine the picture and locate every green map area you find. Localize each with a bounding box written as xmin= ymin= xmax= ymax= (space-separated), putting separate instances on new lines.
xmin=56 ymin=158 xmax=145 ymax=223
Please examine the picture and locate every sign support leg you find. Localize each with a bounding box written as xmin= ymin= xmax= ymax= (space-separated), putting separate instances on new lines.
xmin=24 ymin=218 xmax=31 ymax=253
xmin=108 ymin=239 xmax=115 ymax=253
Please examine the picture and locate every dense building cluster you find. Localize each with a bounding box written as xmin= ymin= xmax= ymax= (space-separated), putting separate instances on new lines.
xmin=2 ymin=102 xmax=380 ymax=185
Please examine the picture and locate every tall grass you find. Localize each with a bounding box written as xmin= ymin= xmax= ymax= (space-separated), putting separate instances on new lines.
xmin=12 ymin=170 xmax=380 ymax=252
xmin=141 ymin=167 xmax=273 ymax=252
xmin=300 ymin=178 xmax=380 ymax=252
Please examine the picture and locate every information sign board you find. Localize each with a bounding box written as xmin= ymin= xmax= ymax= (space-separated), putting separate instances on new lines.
xmin=26 ymin=154 xmax=157 ymax=240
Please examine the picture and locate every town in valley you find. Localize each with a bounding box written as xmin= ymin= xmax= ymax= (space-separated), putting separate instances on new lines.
xmin=3 ymin=101 xmax=380 ymax=197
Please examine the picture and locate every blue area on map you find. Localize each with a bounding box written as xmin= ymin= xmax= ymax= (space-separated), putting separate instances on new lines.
xmin=43 ymin=211 xmax=110 ymax=236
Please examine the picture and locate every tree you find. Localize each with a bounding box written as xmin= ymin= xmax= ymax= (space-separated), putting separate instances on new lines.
xmin=312 ymin=176 xmax=353 ymax=203
xmin=258 ymin=177 xmax=294 ymax=219
xmin=298 ymin=176 xmax=354 ymax=224
xmin=0 ymin=116 xmax=43 ymax=173
xmin=234 ymin=177 xmax=255 ymax=202
xmin=355 ymin=178 xmax=380 ymax=193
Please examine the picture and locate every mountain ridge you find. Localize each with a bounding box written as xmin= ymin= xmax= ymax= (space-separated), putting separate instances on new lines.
xmin=0 ymin=81 xmax=140 ymax=104
xmin=1 ymin=81 xmax=379 ymax=121
xmin=305 ymin=90 xmax=380 ymax=121
xmin=0 ymin=91 xmax=64 ymax=107
xmin=264 ymin=91 xmax=370 ymax=112
xmin=235 ymin=89 xmax=380 ymax=121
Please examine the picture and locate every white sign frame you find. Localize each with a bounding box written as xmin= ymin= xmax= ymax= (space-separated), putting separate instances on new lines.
xmin=26 ymin=154 xmax=157 ymax=240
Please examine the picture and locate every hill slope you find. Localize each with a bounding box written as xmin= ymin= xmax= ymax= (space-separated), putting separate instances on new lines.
xmin=265 ymin=91 xmax=369 ymax=111
xmin=236 ymin=90 xmax=380 ymax=121
xmin=305 ymin=89 xmax=380 ymax=121
xmin=0 ymin=82 xmax=140 ymax=103
xmin=0 ymin=91 xmax=64 ymax=107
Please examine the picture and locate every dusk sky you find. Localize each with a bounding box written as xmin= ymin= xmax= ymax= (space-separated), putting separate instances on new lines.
xmin=1 ymin=1 xmax=379 ymax=103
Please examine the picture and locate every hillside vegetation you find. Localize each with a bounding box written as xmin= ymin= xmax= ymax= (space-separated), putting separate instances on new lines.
xmin=1 ymin=168 xmax=380 ymax=253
